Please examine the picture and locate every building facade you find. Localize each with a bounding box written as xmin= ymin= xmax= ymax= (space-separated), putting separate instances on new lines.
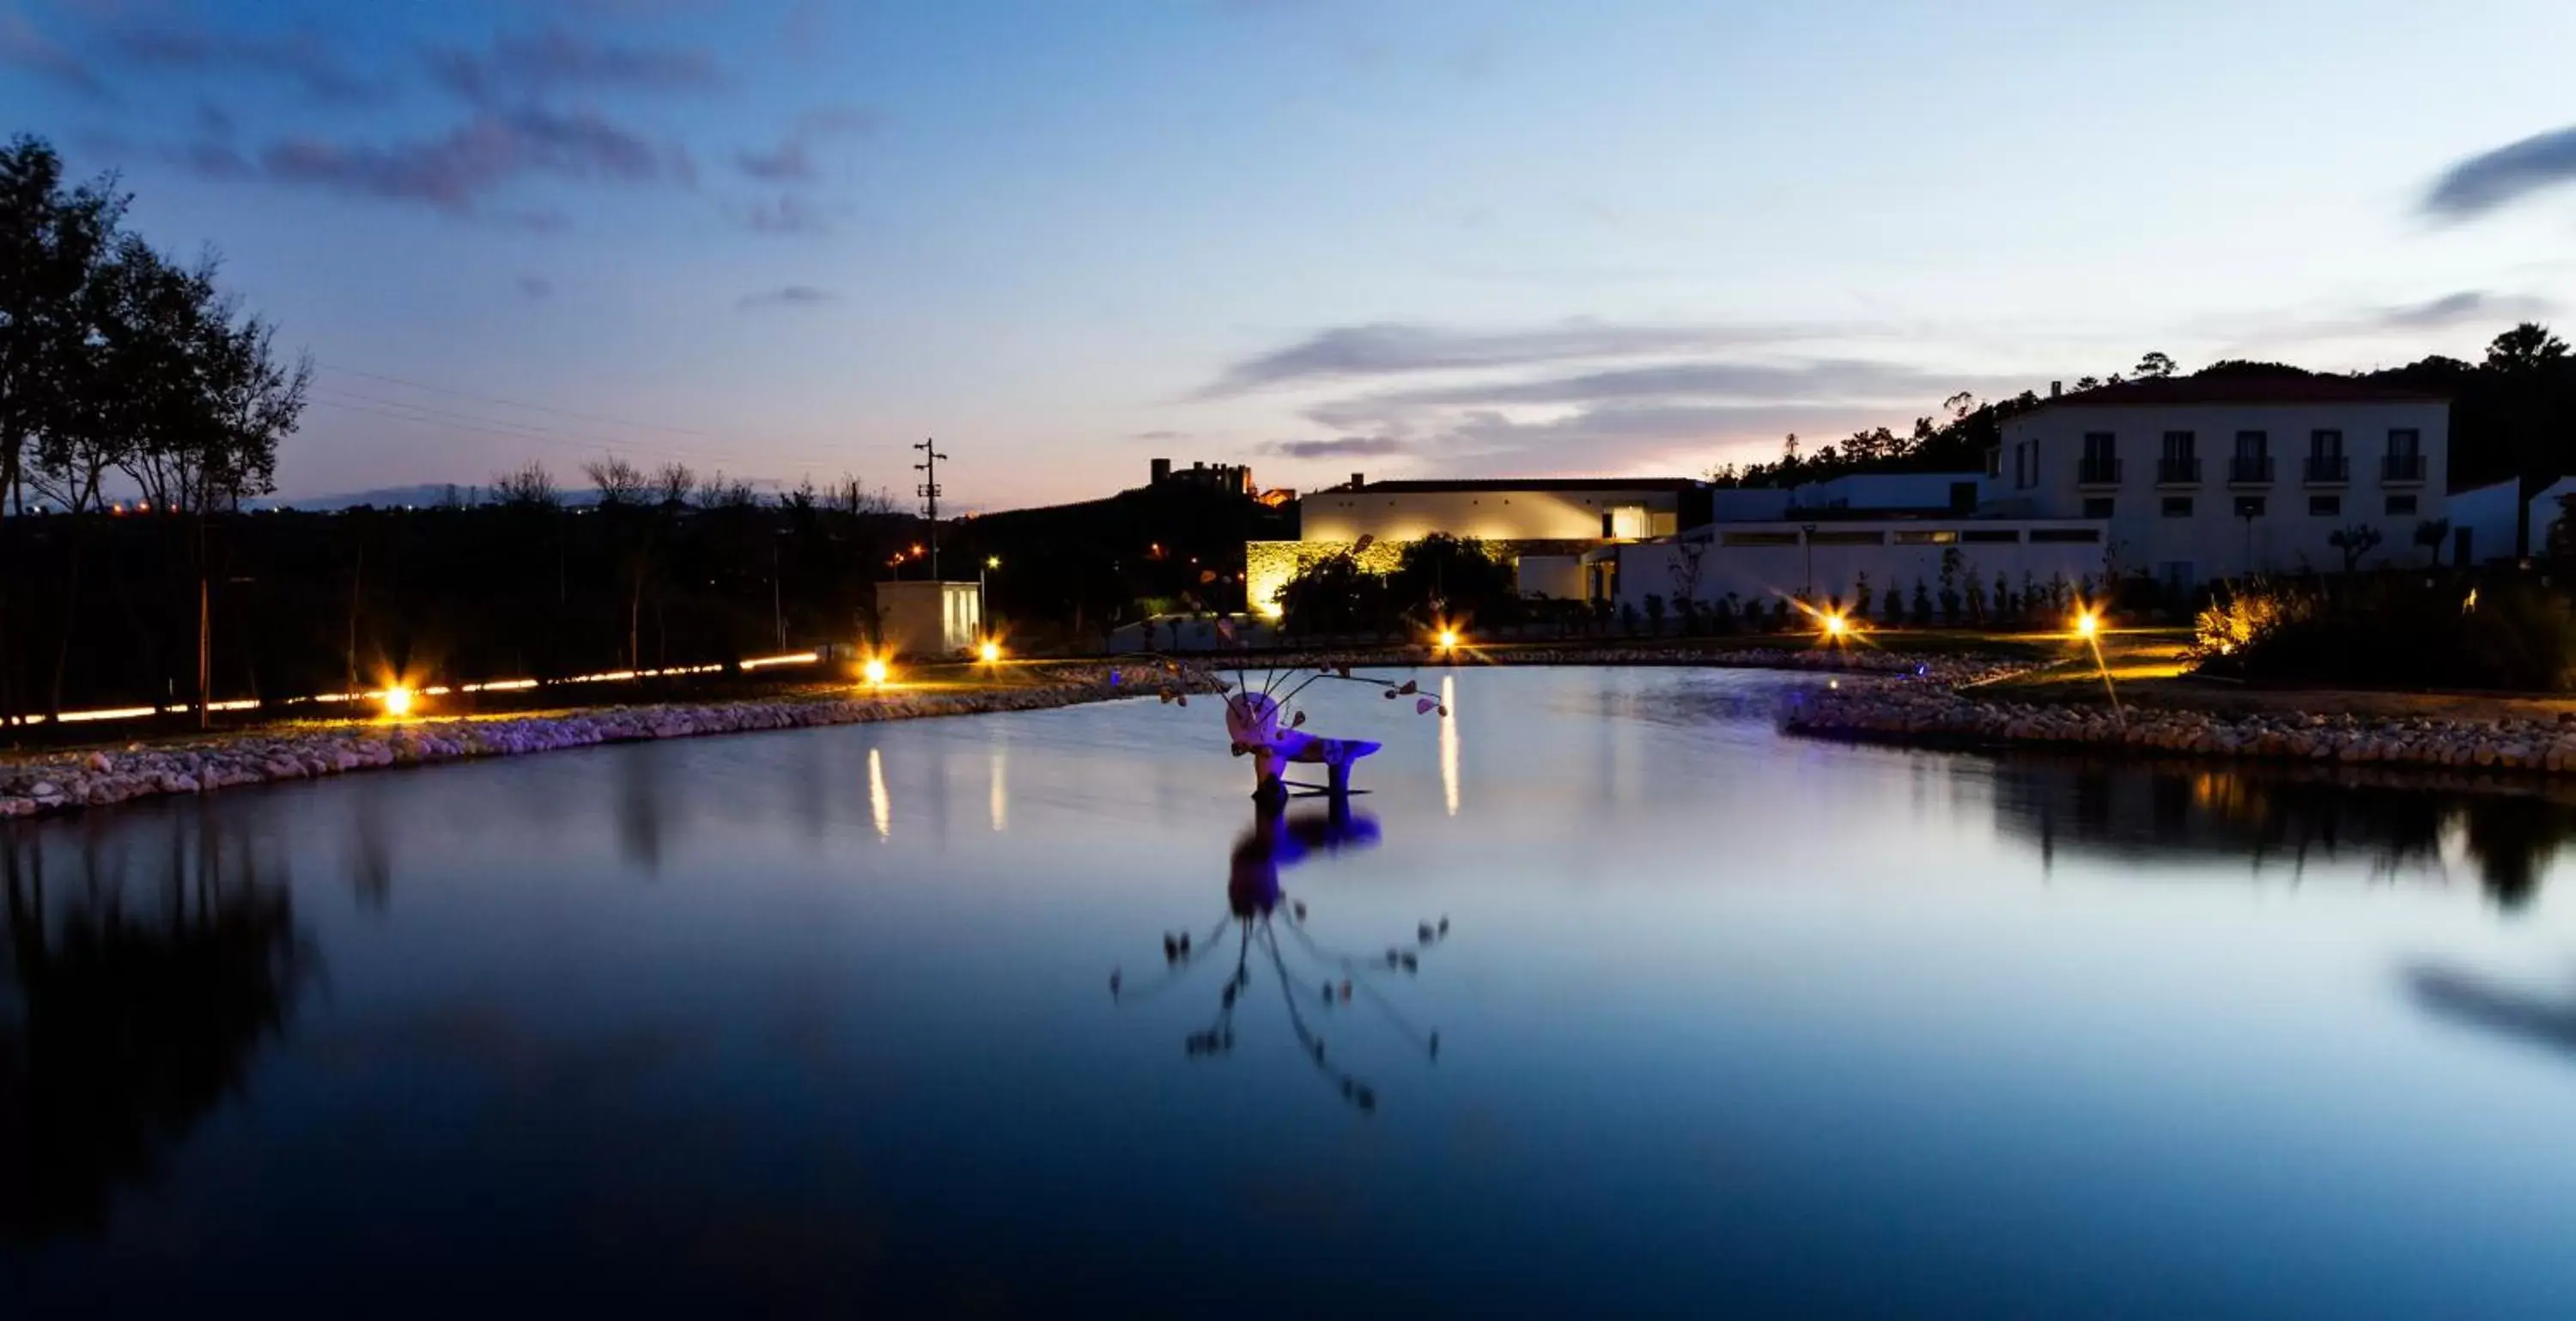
xmin=1984 ymin=376 xmax=2451 ymax=587
xmin=1247 ymin=477 xmax=1700 ymax=615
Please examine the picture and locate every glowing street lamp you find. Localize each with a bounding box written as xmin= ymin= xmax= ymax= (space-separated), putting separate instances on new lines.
xmin=2073 ymin=609 xmax=2100 ymax=640
xmin=381 ymin=686 xmax=416 ymax=718
xmin=979 ymin=640 xmax=1002 ymax=664
xmin=862 ymin=657 xmax=890 ymax=686
xmin=1437 ymin=628 xmax=1459 ymax=651
xmin=1821 ymin=612 xmax=1850 ymax=640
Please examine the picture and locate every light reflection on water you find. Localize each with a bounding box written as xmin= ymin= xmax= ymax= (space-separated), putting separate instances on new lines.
xmin=4 ymin=667 xmax=2576 ymax=1318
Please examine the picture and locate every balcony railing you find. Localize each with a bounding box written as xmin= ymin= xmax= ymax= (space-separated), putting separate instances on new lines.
xmin=2155 ymin=457 xmax=2201 ymax=485
xmin=2077 ymin=457 xmax=2122 ymax=485
xmin=2382 ymin=454 xmax=2426 ymax=483
xmin=2227 ymin=456 xmax=2274 ymax=484
xmin=2304 ymin=455 xmax=2349 ymax=484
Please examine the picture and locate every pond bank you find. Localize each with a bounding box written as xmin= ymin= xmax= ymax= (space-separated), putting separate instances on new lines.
xmin=1782 ymin=679 xmax=2576 ymax=776
xmin=0 ymin=665 xmax=1216 ymax=820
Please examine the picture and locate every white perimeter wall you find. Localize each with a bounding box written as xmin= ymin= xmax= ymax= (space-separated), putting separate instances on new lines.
xmin=1614 ymin=523 xmax=2113 ymax=612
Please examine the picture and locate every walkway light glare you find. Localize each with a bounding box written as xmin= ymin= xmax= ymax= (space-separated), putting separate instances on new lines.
xmin=1437 ymin=628 xmax=1459 ymax=650
xmin=862 ymin=658 xmax=890 ymax=685
xmin=382 ymin=686 xmax=416 ymax=717
xmin=1822 ymin=612 xmax=1849 ymax=638
xmin=2074 ymin=609 xmax=2099 ymax=639
xmin=980 ymin=640 xmax=1001 ymax=664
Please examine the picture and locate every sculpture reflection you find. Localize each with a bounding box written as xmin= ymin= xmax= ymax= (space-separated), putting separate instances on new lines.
xmin=0 ymin=813 xmax=313 ymax=1243
xmin=1110 ymin=801 xmax=1444 ymax=1112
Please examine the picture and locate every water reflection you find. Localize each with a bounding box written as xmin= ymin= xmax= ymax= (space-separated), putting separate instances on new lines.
xmin=1987 ymin=758 xmax=2576 ymax=907
xmin=866 ymin=747 xmax=890 ymax=841
xmin=0 ymin=813 xmax=313 ymax=1244
xmin=1111 ymin=801 xmax=1443 ymax=1112
xmin=1439 ymin=675 xmax=1459 ymax=817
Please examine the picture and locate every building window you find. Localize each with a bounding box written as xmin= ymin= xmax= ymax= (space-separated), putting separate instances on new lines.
xmin=2158 ymin=431 xmax=2200 ymax=484
xmin=1720 ymin=532 xmax=1800 ymax=547
xmin=1808 ymin=530 xmax=1886 ymax=545
xmin=2082 ymin=496 xmax=2113 ymax=519
xmin=2384 ymin=429 xmax=2426 ymax=482
xmin=2310 ymin=495 xmax=2342 ymax=517
xmin=1961 ymin=529 xmax=2021 ymax=544
xmin=1892 ymin=530 xmax=1959 ymax=545
xmin=2162 ymin=496 xmax=2193 ymax=517
xmin=2233 ymin=496 xmax=2266 ymax=518
xmin=2310 ymin=429 xmax=2343 ymax=458
xmin=2229 ymin=430 xmax=2274 ymax=483
xmin=2385 ymin=494 xmax=2417 ymax=516
xmin=2029 ymin=528 xmax=2103 ymax=543
xmin=2079 ymin=433 xmax=2119 ymax=484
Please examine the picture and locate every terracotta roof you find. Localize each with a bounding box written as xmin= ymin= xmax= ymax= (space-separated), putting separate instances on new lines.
xmin=1336 ymin=478 xmax=1701 ymax=494
xmin=2037 ymin=374 xmax=2445 ymax=410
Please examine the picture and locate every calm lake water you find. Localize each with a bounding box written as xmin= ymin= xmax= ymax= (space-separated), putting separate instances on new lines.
xmin=8 ymin=666 xmax=2576 ymax=1318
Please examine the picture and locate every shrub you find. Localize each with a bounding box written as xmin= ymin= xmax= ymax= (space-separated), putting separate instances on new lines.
xmin=2193 ymin=575 xmax=2576 ymax=691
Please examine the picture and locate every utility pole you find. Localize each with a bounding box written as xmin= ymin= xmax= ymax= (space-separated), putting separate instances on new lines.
xmin=914 ymin=438 xmax=948 ymax=581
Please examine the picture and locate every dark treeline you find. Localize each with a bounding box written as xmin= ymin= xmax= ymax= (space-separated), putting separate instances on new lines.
xmin=1713 ymin=332 xmax=2576 ymax=502
xmin=2 ymin=136 xmax=307 ymax=723
xmin=3 ymin=468 xmax=928 ymax=715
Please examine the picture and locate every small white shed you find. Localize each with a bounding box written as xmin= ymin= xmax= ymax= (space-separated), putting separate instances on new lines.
xmin=874 ymin=579 xmax=982 ymax=658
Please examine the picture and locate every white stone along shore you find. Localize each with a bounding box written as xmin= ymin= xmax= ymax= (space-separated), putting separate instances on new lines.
xmin=1781 ymin=674 xmax=2576 ymax=775
xmin=0 ymin=665 xmax=1221 ymax=820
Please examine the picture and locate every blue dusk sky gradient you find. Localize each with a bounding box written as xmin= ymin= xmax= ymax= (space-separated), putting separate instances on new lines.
xmin=8 ymin=0 xmax=2576 ymax=508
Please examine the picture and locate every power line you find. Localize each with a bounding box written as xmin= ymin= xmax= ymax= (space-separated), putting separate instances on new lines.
xmin=315 ymin=361 xmax=712 ymax=438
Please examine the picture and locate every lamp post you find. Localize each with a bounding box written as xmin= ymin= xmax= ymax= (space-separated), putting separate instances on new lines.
xmin=981 ymin=555 xmax=999 ymax=641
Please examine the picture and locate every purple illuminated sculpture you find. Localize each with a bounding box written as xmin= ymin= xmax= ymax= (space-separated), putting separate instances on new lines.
xmin=1139 ymin=654 xmax=1443 ymax=803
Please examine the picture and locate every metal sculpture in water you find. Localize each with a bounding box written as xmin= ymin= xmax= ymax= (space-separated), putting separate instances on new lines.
xmin=1108 ymin=801 xmax=1448 ymax=1112
xmin=1127 ymin=652 xmax=1446 ymax=802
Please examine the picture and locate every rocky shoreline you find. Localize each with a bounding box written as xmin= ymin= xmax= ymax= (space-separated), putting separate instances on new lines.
xmin=1782 ymin=679 xmax=2576 ymax=775
xmin=0 ymin=666 xmax=1219 ymax=821
xmin=1239 ymin=643 xmax=2026 ymax=686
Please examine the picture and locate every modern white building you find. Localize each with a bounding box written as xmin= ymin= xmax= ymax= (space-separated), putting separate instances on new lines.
xmin=1248 ymin=476 xmax=1700 ymax=614
xmin=1984 ymin=375 xmax=2451 ymax=587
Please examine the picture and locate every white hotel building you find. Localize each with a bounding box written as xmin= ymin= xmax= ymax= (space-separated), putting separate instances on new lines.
xmin=1984 ymin=374 xmax=2450 ymax=588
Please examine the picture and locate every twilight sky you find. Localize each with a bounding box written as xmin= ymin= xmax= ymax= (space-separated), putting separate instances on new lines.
xmin=8 ymin=0 xmax=2576 ymax=509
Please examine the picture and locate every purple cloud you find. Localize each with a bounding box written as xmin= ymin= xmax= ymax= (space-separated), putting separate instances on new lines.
xmin=2425 ymin=125 xmax=2576 ymax=221
xmin=735 ymin=105 xmax=874 ymax=181
xmin=738 ymin=193 xmax=835 ymax=234
xmin=1264 ymin=435 xmax=1411 ymax=459
xmin=107 ymin=23 xmax=374 ymax=101
xmin=251 ymin=107 xmax=687 ymax=214
xmin=737 ymin=285 xmax=837 ymax=310
xmin=1200 ymin=319 xmax=1841 ymax=397
xmin=429 ymin=25 xmax=728 ymax=101
xmin=0 ymin=7 xmax=108 ymax=99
